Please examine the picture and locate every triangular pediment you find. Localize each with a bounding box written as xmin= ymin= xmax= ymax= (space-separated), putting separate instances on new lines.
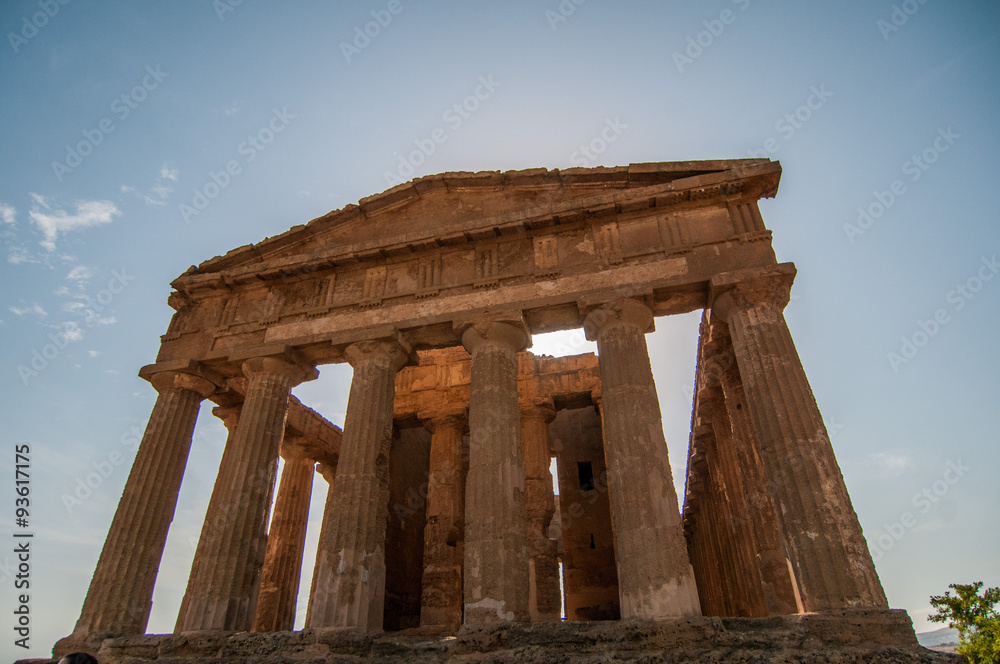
xmin=180 ymin=160 xmax=779 ymax=284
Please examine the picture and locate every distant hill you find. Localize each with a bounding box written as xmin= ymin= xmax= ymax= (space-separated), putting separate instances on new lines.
xmin=917 ymin=626 xmax=960 ymax=647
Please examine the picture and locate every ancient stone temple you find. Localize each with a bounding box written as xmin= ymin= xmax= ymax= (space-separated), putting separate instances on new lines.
xmin=38 ymin=160 xmax=955 ymax=663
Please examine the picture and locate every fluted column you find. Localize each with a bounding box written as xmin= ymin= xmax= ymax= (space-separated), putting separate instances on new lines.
xmin=520 ymin=400 xmax=560 ymax=622
xmin=252 ymin=439 xmax=316 ymax=632
xmin=709 ymin=339 xmax=801 ymax=616
xmin=179 ymin=355 xmax=315 ymax=631
xmin=461 ymin=317 xmax=531 ymax=626
xmin=305 ymin=462 xmax=337 ymax=628
xmin=307 ymin=338 xmax=411 ymax=632
xmin=419 ymin=412 xmax=467 ymax=629
xmin=583 ymin=299 xmax=700 ymax=619
xmin=710 ymin=266 xmax=887 ymax=611
xmin=71 ymin=370 xmax=215 ymax=637
xmin=174 ymin=404 xmax=239 ymax=632
xmin=694 ymin=420 xmax=760 ymax=617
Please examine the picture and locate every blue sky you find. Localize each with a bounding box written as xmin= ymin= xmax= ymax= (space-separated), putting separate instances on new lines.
xmin=1 ymin=0 xmax=998 ymax=659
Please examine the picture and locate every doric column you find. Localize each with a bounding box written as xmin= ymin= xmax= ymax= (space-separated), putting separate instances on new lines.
xmin=697 ymin=373 xmax=774 ymax=618
xmin=684 ymin=467 xmax=725 ymax=617
xmin=708 ymin=336 xmax=801 ymax=616
xmin=583 ymin=299 xmax=700 ymax=619
xmin=174 ymin=404 xmax=240 ymax=632
xmin=419 ymin=412 xmax=467 ymax=629
xmin=460 ymin=316 xmax=531 ymax=626
xmin=179 ymin=355 xmax=316 ymax=631
xmin=307 ymin=337 xmax=411 ymax=632
xmin=520 ymin=400 xmax=561 ymax=622
xmin=710 ymin=265 xmax=887 ymax=611
xmin=251 ymin=438 xmax=316 ymax=632
xmin=71 ymin=369 xmax=215 ymax=637
xmin=693 ymin=420 xmax=760 ymax=617
xmin=304 ymin=462 xmax=337 ymax=629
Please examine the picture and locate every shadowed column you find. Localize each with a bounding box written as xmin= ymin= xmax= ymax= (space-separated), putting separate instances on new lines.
xmin=251 ymin=438 xmax=315 ymax=632
xmin=179 ymin=355 xmax=315 ymax=631
xmin=692 ymin=420 xmax=760 ymax=617
xmin=70 ymin=369 xmax=215 ymax=639
xmin=304 ymin=462 xmax=337 ymax=628
xmin=521 ymin=400 xmax=561 ymax=623
xmin=583 ymin=299 xmax=700 ymax=619
xmin=307 ymin=338 xmax=411 ymax=632
xmin=419 ymin=412 xmax=467 ymax=629
xmin=707 ymin=332 xmax=801 ymax=616
xmin=710 ymin=265 xmax=887 ymax=612
xmin=461 ymin=317 xmax=531 ymax=626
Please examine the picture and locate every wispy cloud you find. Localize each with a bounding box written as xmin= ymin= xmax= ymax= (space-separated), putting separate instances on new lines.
xmin=7 ymin=246 xmax=40 ymax=265
xmin=223 ymin=100 xmax=245 ymax=117
xmin=59 ymin=321 xmax=85 ymax=342
xmin=28 ymin=197 xmax=120 ymax=251
xmin=122 ymin=164 xmax=176 ymax=206
xmin=0 ymin=202 xmax=15 ymax=225
xmin=160 ymin=163 xmax=179 ymax=181
xmin=868 ymin=452 xmax=914 ymax=478
xmin=67 ymin=265 xmax=93 ymax=282
xmin=9 ymin=302 xmax=47 ymax=318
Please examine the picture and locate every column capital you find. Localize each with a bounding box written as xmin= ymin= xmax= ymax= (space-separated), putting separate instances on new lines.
xmin=212 ymin=404 xmax=242 ymax=433
xmin=148 ymin=370 xmax=217 ymax=399
xmin=708 ymin=263 xmax=796 ymax=325
xmin=457 ymin=313 xmax=530 ymax=355
xmin=316 ymin=462 xmax=337 ymax=485
xmin=280 ymin=434 xmax=313 ymax=461
xmin=345 ymin=334 xmax=413 ymax=372
xmin=695 ymin=384 xmax=726 ymax=422
xmin=421 ymin=410 xmax=468 ymax=434
xmin=700 ymin=334 xmax=738 ymax=391
xmin=242 ymin=354 xmax=318 ymax=386
xmin=691 ymin=422 xmax=717 ymax=450
xmin=582 ymin=298 xmax=654 ymax=341
xmin=140 ymin=359 xmax=225 ymax=395
xmin=520 ymin=399 xmax=556 ymax=423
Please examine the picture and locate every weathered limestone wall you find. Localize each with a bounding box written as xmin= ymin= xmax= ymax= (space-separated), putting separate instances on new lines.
xmin=418 ymin=415 xmax=467 ymax=629
xmin=550 ymin=405 xmax=620 ymax=621
xmin=383 ymin=425 xmax=431 ymax=630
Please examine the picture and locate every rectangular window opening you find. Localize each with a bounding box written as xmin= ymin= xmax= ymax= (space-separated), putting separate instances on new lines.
xmin=577 ymin=461 xmax=595 ymax=491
